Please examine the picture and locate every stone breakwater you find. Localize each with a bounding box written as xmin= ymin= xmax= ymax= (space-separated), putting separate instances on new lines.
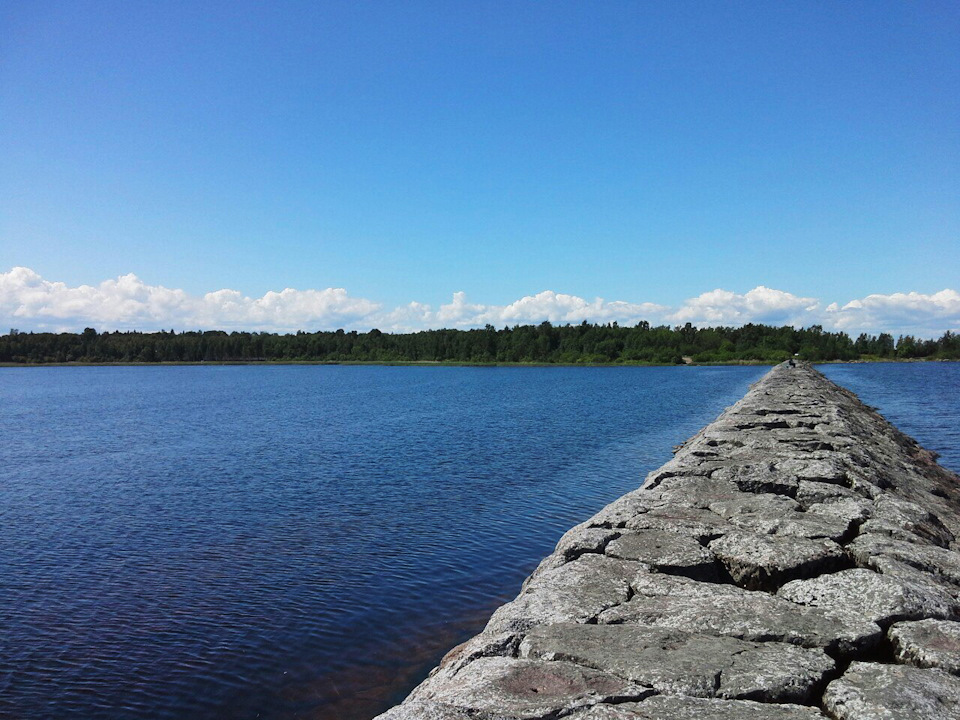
xmin=376 ymin=362 xmax=960 ymax=720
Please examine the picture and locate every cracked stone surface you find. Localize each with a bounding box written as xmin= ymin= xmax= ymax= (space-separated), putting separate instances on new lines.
xmin=711 ymin=463 xmax=799 ymax=496
xmin=622 ymin=505 xmax=732 ymax=543
xmin=485 ymin=553 xmax=640 ymax=633
xmin=604 ymin=530 xmax=720 ymax=581
xmin=778 ymin=568 xmax=960 ymax=627
xmin=376 ymin=363 xmax=960 ymax=720
xmin=890 ymin=619 xmax=960 ymax=675
xmin=416 ymin=656 xmax=653 ymax=718
xmin=848 ymin=534 xmax=960 ymax=589
xmin=598 ymin=572 xmax=881 ymax=655
xmin=519 ymin=623 xmax=833 ymax=703
xmin=823 ymin=661 xmax=960 ymax=720
xmin=708 ymin=532 xmax=847 ymax=590
xmin=565 ymin=696 xmax=828 ymax=719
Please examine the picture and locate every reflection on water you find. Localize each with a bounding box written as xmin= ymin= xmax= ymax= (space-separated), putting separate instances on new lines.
xmin=10 ymin=363 xmax=953 ymax=719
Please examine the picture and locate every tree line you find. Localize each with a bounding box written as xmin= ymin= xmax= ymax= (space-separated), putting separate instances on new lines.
xmin=2 ymin=323 xmax=958 ymax=365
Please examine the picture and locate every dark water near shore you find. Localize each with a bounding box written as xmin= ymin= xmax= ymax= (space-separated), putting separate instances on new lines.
xmin=818 ymin=362 xmax=960 ymax=473
xmin=1 ymin=363 xmax=957 ymax=719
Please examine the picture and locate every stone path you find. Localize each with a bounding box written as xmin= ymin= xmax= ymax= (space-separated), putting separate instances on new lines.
xmin=376 ymin=363 xmax=960 ymax=720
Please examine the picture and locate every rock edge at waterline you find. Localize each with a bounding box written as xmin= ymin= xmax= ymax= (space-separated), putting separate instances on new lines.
xmin=376 ymin=362 xmax=960 ymax=720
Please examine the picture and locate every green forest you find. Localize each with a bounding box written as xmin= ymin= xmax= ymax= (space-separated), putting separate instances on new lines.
xmin=2 ymin=323 xmax=959 ymax=365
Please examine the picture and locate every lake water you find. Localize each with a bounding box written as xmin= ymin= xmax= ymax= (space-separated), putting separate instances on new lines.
xmin=1 ymin=363 xmax=957 ymax=719
xmin=818 ymin=362 xmax=960 ymax=472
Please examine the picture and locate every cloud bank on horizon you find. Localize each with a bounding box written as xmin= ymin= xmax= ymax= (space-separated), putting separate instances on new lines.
xmin=2 ymin=267 xmax=958 ymax=338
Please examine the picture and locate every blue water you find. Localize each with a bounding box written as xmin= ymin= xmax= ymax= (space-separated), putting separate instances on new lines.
xmin=0 ymin=363 xmax=956 ymax=720
xmin=818 ymin=362 xmax=960 ymax=473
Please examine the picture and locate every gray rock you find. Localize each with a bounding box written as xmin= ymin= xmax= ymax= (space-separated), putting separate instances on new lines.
xmin=873 ymin=495 xmax=955 ymax=547
xmin=598 ymin=572 xmax=881 ymax=654
xmin=410 ymin=631 xmax=518 ymax=698
xmin=707 ymin=492 xmax=801 ymax=519
xmin=373 ymin=700 xmax=476 ymax=720
xmin=778 ymin=569 xmax=959 ymax=627
xmin=711 ymin=463 xmax=798 ymax=496
xmin=587 ymin=492 xmax=649 ymax=528
xmin=560 ymin=704 xmax=648 ymax=720
xmin=519 ymin=623 xmax=833 ymax=703
xmin=848 ymin=534 xmax=960 ymax=589
xmin=644 ymin=476 xmax=744 ymax=510
xmin=604 ymin=530 xmax=720 ymax=581
xmin=623 ymin=505 xmax=732 ymax=543
xmin=565 ymin=696 xmax=828 ymax=719
xmin=795 ymin=479 xmax=861 ymax=507
xmin=890 ymin=619 xmax=960 ymax=675
xmin=419 ymin=656 xmax=653 ymax=718
xmin=524 ymin=525 xmax=620 ymax=584
xmin=709 ymin=532 xmax=848 ymax=590
xmin=776 ymin=457 xmax=849 ymax=484
xmin=486 ymin=553 xmax=640 ymax=633
xmin=556 ymin=525 xmax=621 ymax=559
xmin=858 ymin=518 xmax=939 ymax=546
xmin=726 ymin=509 xmax=853 ymax=542
xmin=806 ymin=497 xmax=873 ymax=527
xmin=823 ymin=661 xmax=960 ymax=720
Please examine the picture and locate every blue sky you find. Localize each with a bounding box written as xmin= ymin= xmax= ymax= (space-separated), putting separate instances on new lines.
xmin=1 ymin=1 xmax=958 ymax=334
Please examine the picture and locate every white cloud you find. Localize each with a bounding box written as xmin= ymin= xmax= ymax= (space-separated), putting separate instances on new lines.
xmin=2 ymin=267 xmax=958 ymax=337
xmin=0 ymin=267 xmax=380 ymax=332
xmin=369 ymin=290 xmax=668 ymax=332
xmin=825 ymin=289 xmax=960 ymax=337
xmin=669 ymin=286 xmax=820 ymax=327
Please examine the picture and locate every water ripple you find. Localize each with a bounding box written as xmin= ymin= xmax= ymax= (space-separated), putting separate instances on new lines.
xmin=5 ymin=364 xmax=955 ymax=719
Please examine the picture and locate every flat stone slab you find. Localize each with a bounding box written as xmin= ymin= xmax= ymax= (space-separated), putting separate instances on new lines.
xmin=806 ymin=497 xmax=873 ymax=527
xmin=873 ymin=495 xmax=954 ymax=547
xmin=778 ymin=569 xmax=959 ymax=627
xmin=566 ymin=696 xmax=827 ymax=719
xmin=623 ymin=506 xmax=732 ymax=543
xmin=709 ymin=531 xmax=848 ymax=590
xmin=375 ymin=700 xmax=475 ymax=720
xmin=598 ymin=573 xmax=881 ymax=655
xmin=418 ymin=656 xmax=652 ymax=718
xmin=519 ymin=623 xmax=833 ymax=703
xmin=795 ymin=480 xmax=862 ymax=507
xmin=823 ymin=661 xmax=960 ymax=720
xmin=644 ymin=476 xmax=745 ymax=510
xmin=604 ymin=530 xmax=720 ymax=581
xmin=711 ymin=463 xmax=798 ymax=496
xmin=486 ymin=553 xmax=639 ymax=633
xmin=525 ymin=525 xmax=620 ymax=582
xmin=776 ymin=457 xmax=849 ymax=484
xmin=707 ymin=492 xmax=800 ymax=518
xmin=890 ymin=619 xmax=960 ymax=675
xmin=726 ymin=509 xmax=852 ymax=541
xmin=848 ymin=534 xmax=960 ymax=589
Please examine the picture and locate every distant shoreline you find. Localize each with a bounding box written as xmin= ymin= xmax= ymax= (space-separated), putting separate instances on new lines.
xmin=1 ymin=358 xmax=956 ymax=369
